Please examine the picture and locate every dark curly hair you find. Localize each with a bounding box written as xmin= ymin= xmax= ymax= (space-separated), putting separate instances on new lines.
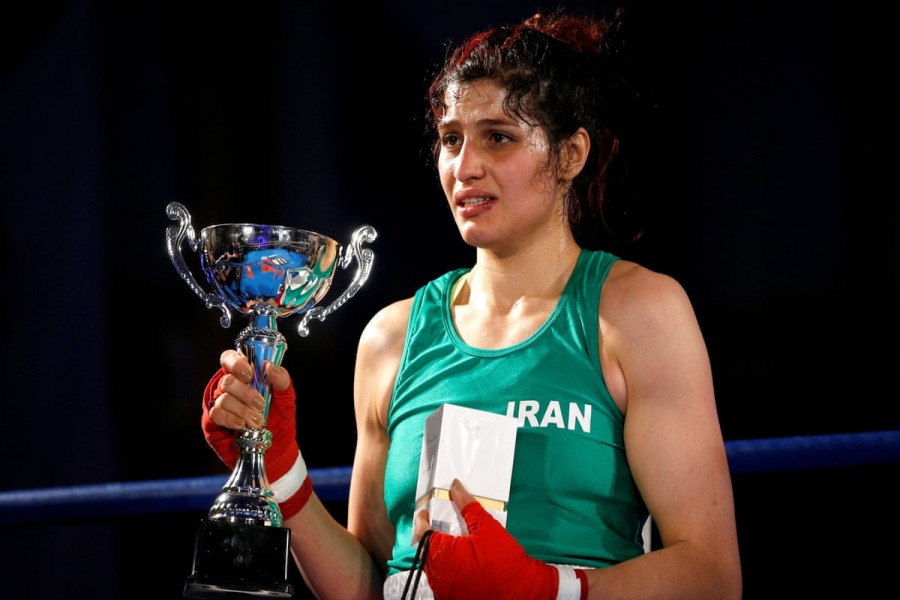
xmin=427 ymin=9 xmax=643 ymax=248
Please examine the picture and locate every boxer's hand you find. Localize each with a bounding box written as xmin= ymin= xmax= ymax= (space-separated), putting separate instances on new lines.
xmin=201 ymin=350 xmax=312 ymax=520
xmin=417 ymin=479 xmax=588 ymax=600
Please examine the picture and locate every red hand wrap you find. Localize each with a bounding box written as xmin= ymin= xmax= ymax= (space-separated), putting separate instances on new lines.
xmin=201 ymin=370 xmax=239 ymax=468
xmin=200 ymin=368 xmax=312 ymax=520
xmin=423 ymin=501 xmax=587 ymax=600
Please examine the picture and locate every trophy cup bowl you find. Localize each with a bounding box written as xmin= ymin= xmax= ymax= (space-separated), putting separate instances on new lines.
xmin=165 ymin=202 xmax=376 ymax=598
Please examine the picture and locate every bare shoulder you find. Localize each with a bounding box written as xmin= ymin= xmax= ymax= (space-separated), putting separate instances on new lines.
xmin=601 ymin=259 xmax=696 ymax=329
xmin=354 ymin=297 xmax=414 ymax=428
xmin=598 ymin=259 xmax=703 ymax=406
xmin=357 ymin=297 xmax=414 ymax=358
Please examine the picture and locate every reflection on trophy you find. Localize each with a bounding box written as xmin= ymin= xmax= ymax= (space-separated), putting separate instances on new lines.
xmin=165 ymin=202 xmax=376 ymax=598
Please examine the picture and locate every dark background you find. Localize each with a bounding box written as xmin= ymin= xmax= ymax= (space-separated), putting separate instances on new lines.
xmin=2 ymin=1 xmax=897 ymax=598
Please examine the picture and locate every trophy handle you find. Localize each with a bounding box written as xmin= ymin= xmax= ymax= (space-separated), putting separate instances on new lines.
xmin=165 ymin=202 xmax=233 ymax=328
xmin=296 ymin=224 xmax=377 ymax=337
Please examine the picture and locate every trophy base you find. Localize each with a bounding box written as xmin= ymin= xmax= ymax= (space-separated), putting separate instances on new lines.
xmin=184 ymin=519 xmax=293 ymax=599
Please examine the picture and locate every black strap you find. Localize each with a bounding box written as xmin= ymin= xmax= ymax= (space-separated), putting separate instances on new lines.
xmin=400 ymin=529 xmax=434 ymax=600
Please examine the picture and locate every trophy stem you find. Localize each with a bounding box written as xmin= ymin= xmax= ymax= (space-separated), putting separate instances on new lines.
xmin=241 ymin=312 xmax=287 ymax=420
xmin=208 ymin=428 xmax=281 ymax=526
xmin=206 ymin=310 xmax=288 ymax=526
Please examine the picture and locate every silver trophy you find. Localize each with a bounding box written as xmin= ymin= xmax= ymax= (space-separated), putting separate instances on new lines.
xmin=165 ymin=202 xmax=376 ymax=598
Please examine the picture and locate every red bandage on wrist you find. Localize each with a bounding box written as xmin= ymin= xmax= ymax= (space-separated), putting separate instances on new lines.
xmin=277 ymin=472 xmax=313 ymax=521
xmin=424 ymin=501 xmax=586 ymax=600
xmin=577 ymin=570 xmax=588 ymax=600
xmin=200 ymin=367 xmax=312 ymax=521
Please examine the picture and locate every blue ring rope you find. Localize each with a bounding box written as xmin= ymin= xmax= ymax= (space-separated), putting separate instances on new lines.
xmin=2 ymin=430 xmax=898 ymax=525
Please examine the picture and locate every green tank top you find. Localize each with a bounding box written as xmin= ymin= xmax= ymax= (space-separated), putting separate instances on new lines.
xmin=384 ymin=249 xmax=648 ymax=575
